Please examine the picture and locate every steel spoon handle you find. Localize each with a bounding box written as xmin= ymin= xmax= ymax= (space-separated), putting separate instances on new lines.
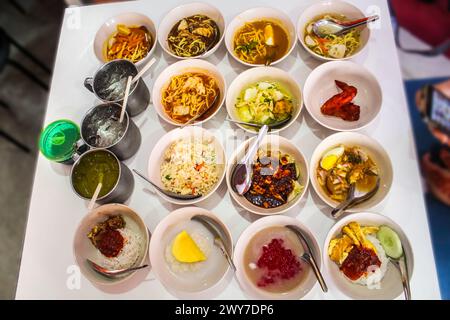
xmin=302 ymin=252 xmax=328 ymax=293
xmin=330 ymin=198 xmax=353 ymax=219
xmin=132 ymin=169 xmax=163 ymax=193
xmin=397 ymin=256 xmax=411 ymax=300
xmin=217 ymin=240 xmax=236 ymax=271
xmin=340 ymin=15 xmax=379 ymax=28
xmin=111 ymin=264 xmax=149 ymax=276
xmin=226 ymin=117 xmax=263 ymax=128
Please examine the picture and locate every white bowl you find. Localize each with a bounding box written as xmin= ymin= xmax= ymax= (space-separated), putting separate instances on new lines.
xmin=152 ymin=59 xmax=226 ymax=126
xmin=323 ymin=212 xmax=414 ymax=300
xmin=303 ymin=61 xmax=382 ymax=131
xmin=73 ymin=204 xmax=149 ymax=286
xmin=147 ymin=126 xmax=226 ymax=205
xmin=93 ymin=12 xmax=157 ymax=68
xmin=157 ymin=2 xmax=225 ymax=59
xmin=150 ymin=207 xmax=233 ymax=298
xmin=226 ymin=66 xmax=302 ymax=133
xmin=234 ymin=215 xmax=321 ymax=299
xmin=309 ymin=132 xmax=393 ymax=212
xmin=226 ymin=134 xmax=309 ymax=215
xmin=225 ymin=7 xmax=296 ymax=67
xmin=297 ymin=0 xmax=370 ymax=61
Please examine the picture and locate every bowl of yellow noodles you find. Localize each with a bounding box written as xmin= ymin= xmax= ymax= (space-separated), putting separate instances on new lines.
xmin=152 ymin=59 xmax=226 ymax=127
xmin=297 ymin=1 xmax=371 ymax=61
xmin=225 ymin=7 xmax=296 ymax=67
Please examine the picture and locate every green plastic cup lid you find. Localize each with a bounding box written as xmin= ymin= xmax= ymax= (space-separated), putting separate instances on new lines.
xmin=39 ymin=119 xmax=80 ymax=162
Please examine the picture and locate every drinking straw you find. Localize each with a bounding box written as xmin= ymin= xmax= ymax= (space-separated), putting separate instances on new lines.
xmin=132 ymin=57 xmax=156 ymax=84
xmin=88 ymin=182 xmax=102 ymax=211
xmin=119 ymin=76 xmax=132 ymax=123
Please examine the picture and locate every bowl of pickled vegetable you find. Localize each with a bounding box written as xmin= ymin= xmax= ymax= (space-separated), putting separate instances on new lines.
xmin=225 ymin=66 xmax=302 ymax=133
xmin=94 ymin=12 xmax=157 ymax=67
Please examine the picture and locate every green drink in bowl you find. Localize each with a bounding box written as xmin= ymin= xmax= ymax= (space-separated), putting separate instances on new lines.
xmin=70 ymin=149 xmax=134 ymax=204
xmin=39 ymin=119 xmax=82 ymax=164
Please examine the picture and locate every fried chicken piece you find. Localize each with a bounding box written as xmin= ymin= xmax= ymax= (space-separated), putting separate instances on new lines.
xmin=321 ymin=80 xmax=360 ymax=121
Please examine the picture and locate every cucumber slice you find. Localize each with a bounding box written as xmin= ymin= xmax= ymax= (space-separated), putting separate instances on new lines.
xmin=376 ymin=225 xmax=403 ymax=259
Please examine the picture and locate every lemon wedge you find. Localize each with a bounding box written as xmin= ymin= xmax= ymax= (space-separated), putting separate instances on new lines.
xmin=172 ymin=230 xmax=206 ymax=263
xmin=320 ymin=145 xmax=344 ymax=170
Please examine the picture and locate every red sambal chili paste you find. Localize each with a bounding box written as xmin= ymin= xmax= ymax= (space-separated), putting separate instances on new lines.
xmin=340 ymin=246 xmax=381 ymax=280
xmin=94 ymin=228 xmax=124 ymax=258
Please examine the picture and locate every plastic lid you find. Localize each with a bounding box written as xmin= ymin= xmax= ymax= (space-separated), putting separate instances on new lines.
xmin=39 ymin=119 xmax=80 ymax=162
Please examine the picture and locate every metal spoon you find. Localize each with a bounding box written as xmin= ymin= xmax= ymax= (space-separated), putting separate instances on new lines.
xmin=191 ymin=214 xmax=236 ymax=271
xmin=132 ymin=169 xmax=202 ymax=200
xmin=231 ymin=125 xmax=268 ymax=195
xmin=389 ymin=251 xmax=411 ymax=300
xmin=312 ymin=15 xmax=379 ymax=37
xmin=86 ymin=259 xmax=149 ymax=278
xmin=225 ymin=116 xmax=291 ymax=130
xmin=331 ymin=176 xmax=380 ymax=219
xmin=286 ymin=225 xmax=328 ymax=293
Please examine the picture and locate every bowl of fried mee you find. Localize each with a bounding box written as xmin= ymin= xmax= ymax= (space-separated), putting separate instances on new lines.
xmin=158 ymin=2 xmax=225 ymax=59
xmin=152 ymin=59 xmax=226 ymax=126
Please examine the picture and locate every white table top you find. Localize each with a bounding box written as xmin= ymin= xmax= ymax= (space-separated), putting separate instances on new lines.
xmin=16 ymin=0 xmax=441 ymax=299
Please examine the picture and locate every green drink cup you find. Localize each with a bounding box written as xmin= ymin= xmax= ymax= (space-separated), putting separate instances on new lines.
xmin=39 ymin=119 xmax=82 ymax=164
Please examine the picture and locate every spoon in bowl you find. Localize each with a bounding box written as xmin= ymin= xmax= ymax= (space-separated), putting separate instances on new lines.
xmin=231 ymin=125 xmax=268 ymax=195
xmin=87 ymin=259 xmax=149 ymax=278
xmin=286 ymin=225 xmax=328 ymax=293
xmin=132 ymin=169 xmax=202 ymax=200
xmin=225 ymin=116 xmax=291 ymax=130
xmin=312 ymin=15 xmax=379 ymax=38
xmin=331 ymin=175 xmax=380 ymax=219
xmin=191 ymin=214 xmax=236 ymax=271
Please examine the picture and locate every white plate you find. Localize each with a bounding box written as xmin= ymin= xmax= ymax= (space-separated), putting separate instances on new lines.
xmin=149 ymin=207 xmax=233 ymax=298
xmin=234 ymin=215 xmax=321 ymax=299
xmin=323 ymin=212 xmax=414 ymax=300
xmin=309 ymin=132 xmax=393 ymax=212
xmin=303 ymin=61 xmax=382 ymax=131
xmin=225 ymin=7 xmax=296 ymax=67
xmin=226 ymin=134 xmax=309 ymax=215
xmin=297 ymin=0 xmax=370 ymax=61
xmin=226 ymin=66 xmax=302 ymax=133
xmin=93 ymin=12 xmax=157 ymax=68
xmin=73 ymin=204 xmax=149 ymax=286
xmin=157 ymin=2 xmax=225 ymax=59
xmin=147 ymin=126 xmax=226 ymax=205
xmin=152 ymin=59 xmax=226 ymax=126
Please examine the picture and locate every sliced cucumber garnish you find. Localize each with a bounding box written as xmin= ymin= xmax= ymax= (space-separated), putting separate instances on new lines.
xmin=377 ymin=225 xmax=403 ymax=259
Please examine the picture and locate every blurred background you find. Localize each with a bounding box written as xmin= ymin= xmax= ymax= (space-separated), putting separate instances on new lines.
xmin=0 ymin=0 xmax=449 ymax=299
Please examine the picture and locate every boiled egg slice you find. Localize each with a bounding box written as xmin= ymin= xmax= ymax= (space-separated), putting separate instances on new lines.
xmin=320 ymin=145 xmax=344 ymax=170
